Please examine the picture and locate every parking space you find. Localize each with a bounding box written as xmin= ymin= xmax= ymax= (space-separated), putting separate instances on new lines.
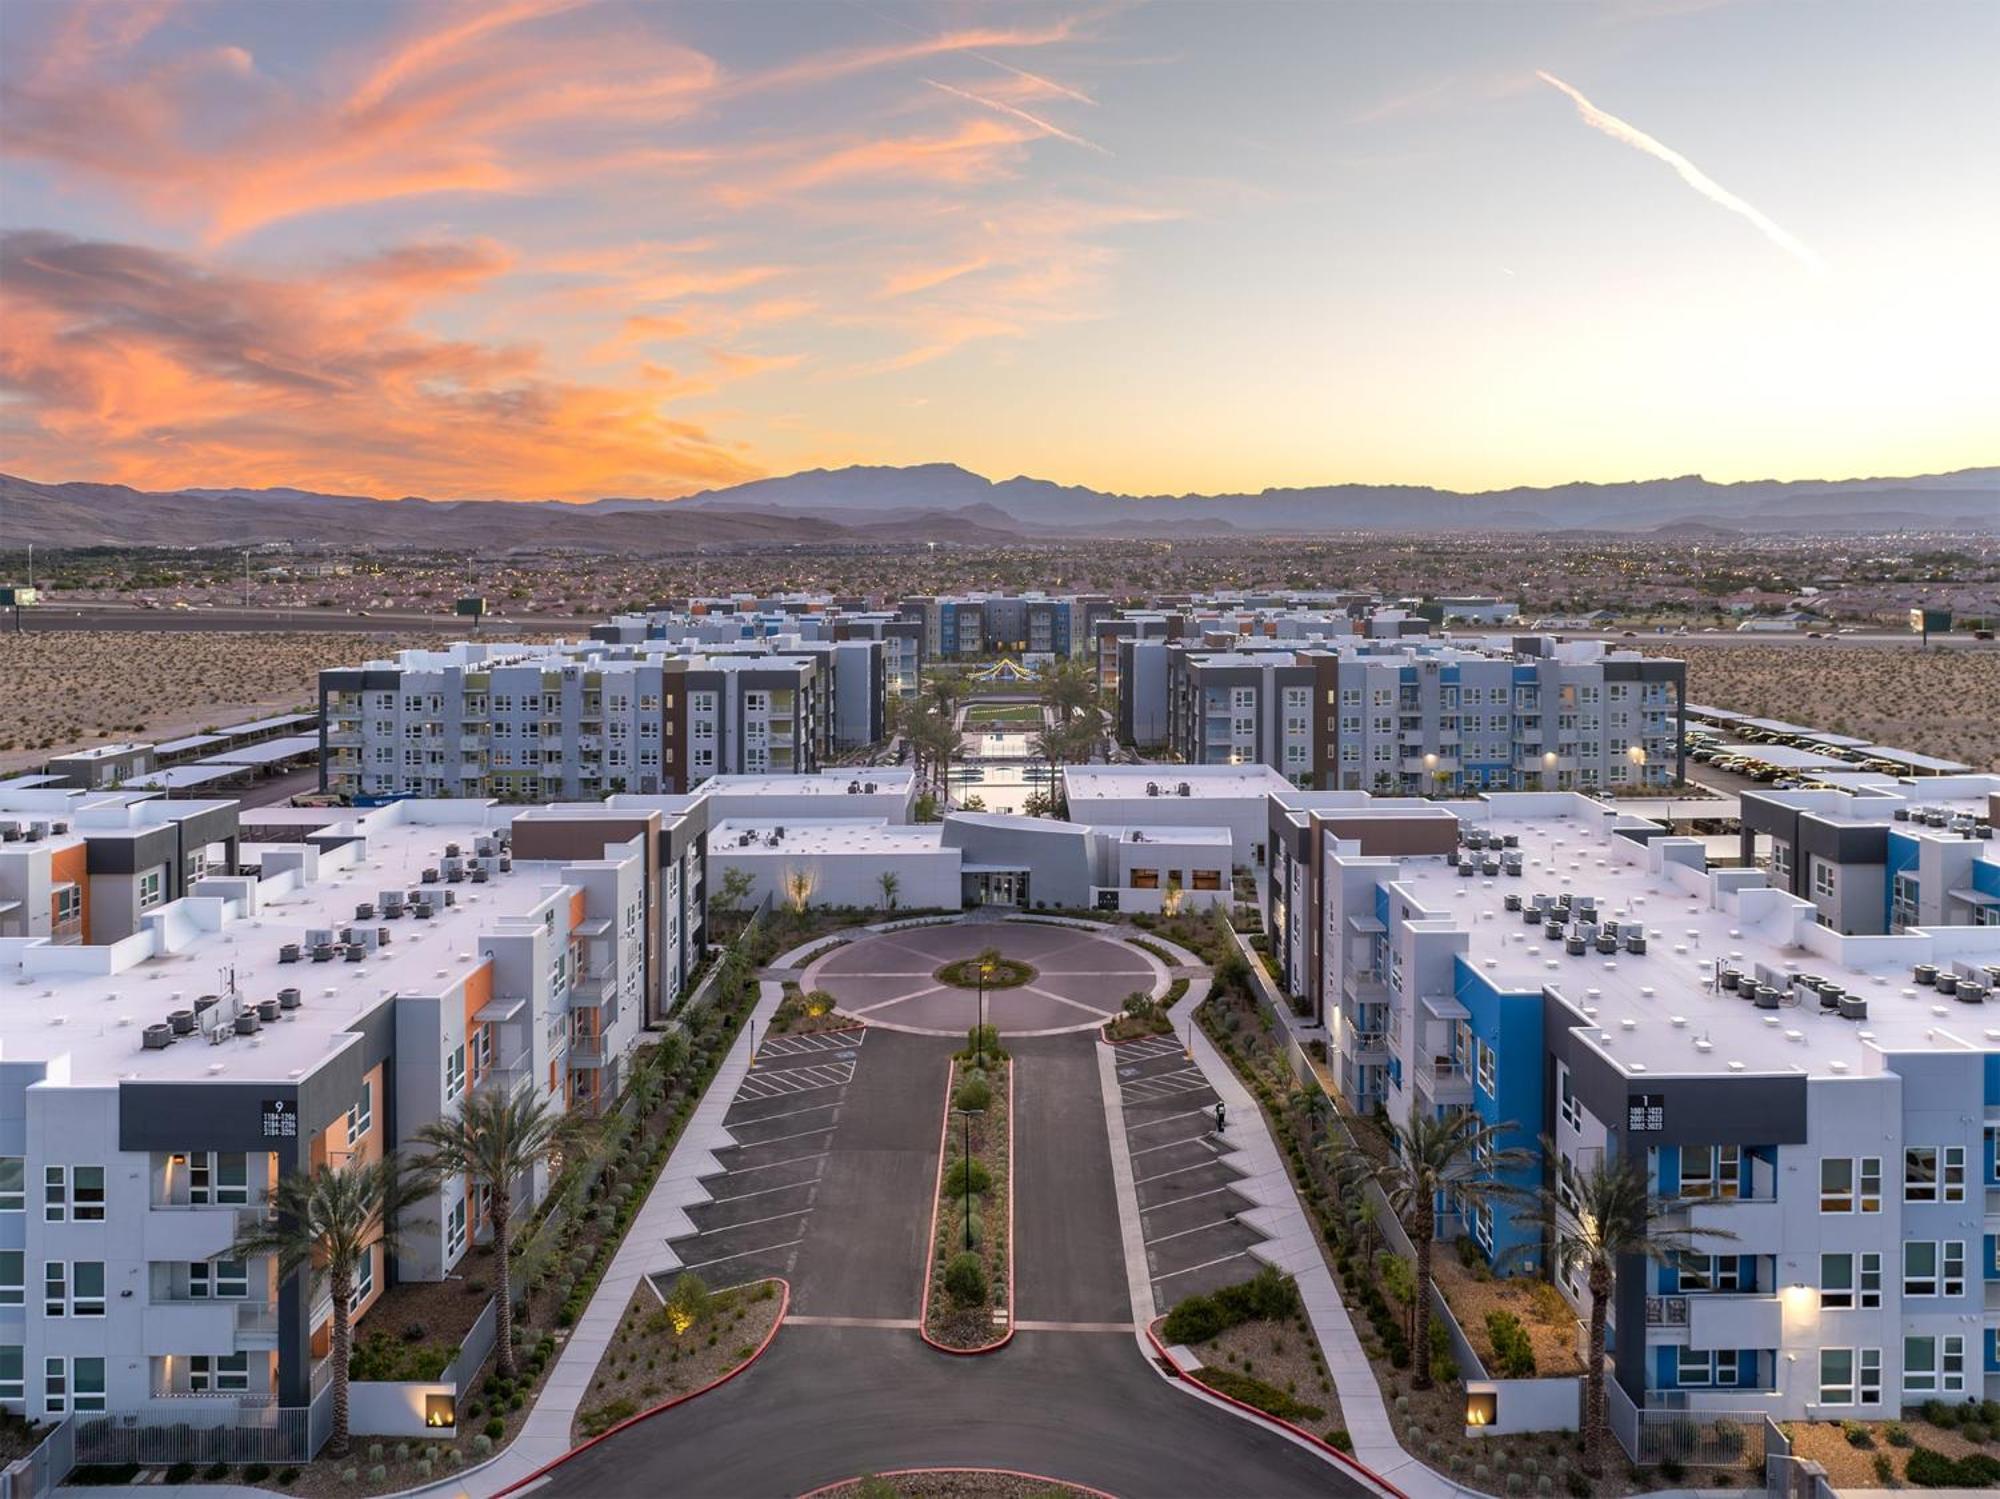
xmin=654 ymin=1028 xmax=866 ymax=1290
xmin=1114 ymin=1034 xmax=1268 ymax=1306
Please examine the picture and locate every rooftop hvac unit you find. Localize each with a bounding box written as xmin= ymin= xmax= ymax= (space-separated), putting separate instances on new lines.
xmin=257 ymin=998 xmax=283 ymax=1022
xmin=445 ymin=842 xmax=463 ymax=858
xmin=278 ymin=987 xmax=302 ymax=1011
xmin=306 ymin=928 xmax=335 ymax=949
xmin=865 ymin=782 xmax=878 ymax=793
xmin=168 ymin=1009 xmax=195 ymax=1035
xmin=355 ymin=902 xmax=375 ymax=921
xmin=50 ymin=821 xmax=67 ymax=834
xmin=1177 ymin=783 xmax=1191 ymax=796
xmin=1146 ymin=782 xmax=1160 ymax=796
xmin=0 ymin=824 xmax=19 ymax=842
xmin=142 ymin=1024 xmax=174 ymax=1051
xmin=278 ymin=943 xmax=301 ymax=964
xmin=421 ymin=868 xmax=439 ymax=884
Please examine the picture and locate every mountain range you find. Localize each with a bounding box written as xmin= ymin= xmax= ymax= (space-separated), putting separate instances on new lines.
xmin=3 ymin=464 xmax=1995 ymax=550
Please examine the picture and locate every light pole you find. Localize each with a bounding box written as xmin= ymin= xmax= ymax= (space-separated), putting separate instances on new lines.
xmin=976 ymin=955 xmax=995 ymax=1065
xmin=955 ymin=1106 xmax=985 ymax=1251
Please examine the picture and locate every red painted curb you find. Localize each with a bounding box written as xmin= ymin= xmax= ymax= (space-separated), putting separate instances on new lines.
xmin=796 ymin=1468 xmax=1119 ymax=1499
xmin=918 ymin=1055 xmax=1015 ymax=1356
xmin=491 ymin=1275 xmax=791 ymax=1498
xmin=1142 ymin=1317 xmax=1409 ymax=1499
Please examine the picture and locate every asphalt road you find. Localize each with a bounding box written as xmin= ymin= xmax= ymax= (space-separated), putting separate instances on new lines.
xmin=537 ymin=1028 xmax=1368 ymax=1499
xmin=13 ymin=605 xmax=596 ymax=634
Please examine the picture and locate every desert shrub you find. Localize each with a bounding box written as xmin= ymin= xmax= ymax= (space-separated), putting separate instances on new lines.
xmin=1162 ymin=1293 xmax=1227 ymax=1346
xmin=1486 ymin=1309 xmax=1538 ymax=1378
xmin=943 ymin=1251 xmax=988 ymax=1307
xmin=1843 ymin=1419 xmax=1875 ymax=1449
xmin=953 ymin=1075 xmax=992 ymax=1113
xmin=943 ymin=1157 xmax=992 ymax=1197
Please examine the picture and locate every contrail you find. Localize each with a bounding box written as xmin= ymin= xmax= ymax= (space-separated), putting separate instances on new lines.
xmin=1536 ymin=70 xmax=1824 ymax=273
xmin=925 ymin=79 xmax=1111 ymax=155
xmin=973 ymin=53 xmax=1097 ymax=106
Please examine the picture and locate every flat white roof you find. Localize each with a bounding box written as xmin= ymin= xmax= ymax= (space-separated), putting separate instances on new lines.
xmin=709 ymin=817 xmax=943 ymax=856
xmin=0 ymin=806 xmax=594 ymax=1085
xmin=1064 ymin=764 xmax=1293 ymax=800
xmin=125 ymin=765 xmax=247 ymax=790
xmin=202 ymin=734 xmax=320 ymax=767
xmin=1383 ymin=809 xmax=2000 ymax=1080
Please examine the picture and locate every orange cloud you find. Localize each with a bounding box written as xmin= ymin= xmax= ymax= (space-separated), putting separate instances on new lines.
xmin=738 ymin=17 xmax=1086 ymax=95
xmin=0 ymin=231 xmax=763 ymax=499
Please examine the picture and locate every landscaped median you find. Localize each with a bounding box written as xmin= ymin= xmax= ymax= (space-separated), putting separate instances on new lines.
xmin=571 ymin=1274 xmax=787 ymax=1442
xmin=920 ymin=1027 xmax=1014 ymax=1352
xmin=800 ymin=1470 xmax=1114 ymax=1499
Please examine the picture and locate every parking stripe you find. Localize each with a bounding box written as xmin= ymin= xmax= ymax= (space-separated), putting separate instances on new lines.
xmin=707 ymin=1180 xmax=817 ymax=1205
xmin=1129 ymin=1135 xmax=1210 ymax=1157
xmin=1128 ymin=1107 xmax=1214 ymax=1129
xmin=729 ymin=1125 xmax=836 ymax=1149
xmin=725 ymin=1151 xmax=830 ymax=1174
xmin=1149 ymin=1216 xmax=1235 ymax=1244
xmin=1143 ymin=1186 xmax=1238 ymax=1213
xmin=1154 ymin=1251 xmax=1253 ymax=1282
xmin=682 ymin=1237 xmax=807 ymax=1270
xmin=703 ymin=1207 xmax=813 ymax=1234
xmin=726 ymin=1100 xmax=843 ymax=1126
xmin=1134 ymin=1160 xmax=1223 ymax=1187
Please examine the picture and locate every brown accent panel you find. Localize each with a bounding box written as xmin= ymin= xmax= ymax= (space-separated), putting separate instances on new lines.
xmin=1312 ymin=809 xmax=1460 ymax=858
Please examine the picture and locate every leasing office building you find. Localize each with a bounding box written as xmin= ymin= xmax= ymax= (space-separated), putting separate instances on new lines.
xmin=1285 ymin=789 xmax=2000 ymax=1419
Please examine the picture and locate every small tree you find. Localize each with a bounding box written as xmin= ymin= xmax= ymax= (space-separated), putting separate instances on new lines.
xmin=782 ymin=865 xmax=816 ymax=915
xmin=232 ymin=1157 xmax=424 ymax=1458
xmin=943 ymin=1251 xmax=988 ymax=1307
xmin=413 ymin=1090 xmax=580 ymax=1382
xmin=712 ymin=866 xmax=755 ymax=926
xmin=664 ymin=1271 xmax=710 ymax=1337
xmin=877 ymin=870 xmax=900 ymax=913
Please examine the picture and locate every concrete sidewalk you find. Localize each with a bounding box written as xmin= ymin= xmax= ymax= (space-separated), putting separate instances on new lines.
xmin=398 ymin=979 xmax=785 ymax=1499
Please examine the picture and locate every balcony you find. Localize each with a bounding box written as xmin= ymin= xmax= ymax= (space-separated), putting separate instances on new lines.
xmin=1645 ymin=1295 xmax=1689 ymax=1328
xmin=1688 ymin=1293 xmax=1782 ymax=1350
xmin=568 ymin=1037 xmax=611 ymax=1068
xmin=327 ymin=730 xmax=362 ymax=748
xmin=1344 ymin=1028 xmax=1388 ymax=1061
xmin=569 ymin=970 xmax=616 ymax=1006
xmin=145 ymin=1203 xmax=270 ymax=1262
xmin=474 ymin=1060 xmax=531 ymax=1100
xmin=1343 ymin=970 xmax=1389 ymax=1004
xmin=1414 ymin=1056 xmax=1472 ymax=1108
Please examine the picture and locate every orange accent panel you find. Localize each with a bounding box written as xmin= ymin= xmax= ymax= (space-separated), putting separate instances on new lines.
xmin=569 ymin=889 xmax=587 ymax=930
xmin=49 ymin=842 xmax=89 ymax=941
xmin=461 ymin=960 xmax=493 ymax=1034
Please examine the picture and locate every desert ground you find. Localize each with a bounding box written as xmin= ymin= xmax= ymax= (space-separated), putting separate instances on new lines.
xmin=0 ymin=630 xmax=546 ymax=775
xmin=1646 ymin=642 xmax=2000 ymax=771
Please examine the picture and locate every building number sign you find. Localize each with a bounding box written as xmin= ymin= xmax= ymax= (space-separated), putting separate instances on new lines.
xmin=261 ymin=1099 xmax=299 ymax=1139
xmin=1627 ymin=1093 xmax=1665 ymax=1133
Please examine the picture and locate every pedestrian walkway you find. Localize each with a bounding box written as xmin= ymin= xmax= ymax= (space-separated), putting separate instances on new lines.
xmin=1152 ymin=981 xmax=1453 ymax=1499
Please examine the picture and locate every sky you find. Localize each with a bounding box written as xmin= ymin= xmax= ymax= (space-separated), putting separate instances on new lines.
xmin=1 ymin=0 xmax=1996 ymax=502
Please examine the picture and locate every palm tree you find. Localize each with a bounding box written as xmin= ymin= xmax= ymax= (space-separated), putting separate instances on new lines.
xmin=414 ymin=1090 xmax=581 ymax=1381
xmin=1537 ymin=1153 xmax=1735 ymax=1475
xmin=877 ymin=870 xmax=900 ymax=913
xmin=232 ymin=1156 xmax=423 ymax=1458
xmin=1341 ymin=1110 xmax=1534 ymax=1389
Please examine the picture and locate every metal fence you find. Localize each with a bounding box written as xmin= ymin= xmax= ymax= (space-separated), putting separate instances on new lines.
xmin=1635 ymin=1407 xmax=1766 ymax=1468
xmin=441 ymin=1296 xmax=500 ymax=1391
xmin=73 ymin=1406 xmax=313 ymax=1467
xmin=0 ymin=1418 xmax=73 ymax=1499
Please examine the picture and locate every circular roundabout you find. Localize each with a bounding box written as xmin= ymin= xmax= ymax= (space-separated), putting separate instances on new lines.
xmin=802 ymin=919 xmax=1164 ymax=1036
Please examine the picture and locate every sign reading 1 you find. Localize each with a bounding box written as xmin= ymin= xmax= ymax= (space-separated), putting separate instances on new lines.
xmin=1627 ymin=1093 xmax=1665 ymax=1133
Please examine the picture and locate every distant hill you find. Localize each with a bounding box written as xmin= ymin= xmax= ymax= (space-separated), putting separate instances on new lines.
xmin=2 ymin=462 xmax=1994 ymax=550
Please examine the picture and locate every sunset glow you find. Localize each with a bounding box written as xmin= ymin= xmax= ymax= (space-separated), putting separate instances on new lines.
xmin=2 ymin=0 xmax=1995 ymax=501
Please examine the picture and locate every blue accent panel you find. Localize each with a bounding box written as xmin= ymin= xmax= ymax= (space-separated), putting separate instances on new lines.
xmin=1986 ymin=1235 xmax=1999 ymax=1280
xmin=1987 ymin=1329 xmax=2000 ymax=1375
xmin=1658 ymin=1260 xmax=1679 ymax=1294
xmin=1977 ymin=854 xmax=2000 ymax=904
xmin=1653 ymin=1346 xmax=1679 ymax=1391
xmin=1986 ymin=1054 xmax=2000 ymax=1110
xmin=1453 ymin=956 xmax=1545 ymax=1270
xmin=1375 ymin=883 xmax=1392 ymax=932
xmin=1657 ymin=1147 xmax=1680 ymax=1197
xmin=1987 ymin=1130 xmax=2000 ymax=1186
xmin=1886 ymin=830 xmax=1920 ymax=934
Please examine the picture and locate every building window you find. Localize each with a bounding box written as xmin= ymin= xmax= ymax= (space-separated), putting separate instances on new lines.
xmin=1811 ymin=859 xmax=1836 ymax=899
xmin=1943 ymin=1145 xmax=1967 ymax=1203
xmin=446 ymin=1045 xmax=466 ymax=1101
xmin=1904 ymin=1334 xmax=1965 ymax=1394
xmin=350 ymin=1246 xmax=374 ymax=1312
xmin=1860 ymin=1156 xmax=1881 ymax=1211
xmin=1681 ymin=1145 xmax=1740 ymax=1200
xmin=42 ymin=1262 xmax=63 ymax=1317
xmin=1859 ymin=1251 xmax=1882 ymax=1308
xmin=72 ymin=1262 xmax=105 ymax=1317
xmin=1677 ymin=1253 xmax=1740 ymax=1293
xmin=189 ymin=1152 xmax=249 ymax=1205
xmin=1906 ymin=1147 xmax=1939 ymax=1202
xmin=1860 ymin=1347 xmax=1882 ymax=1407
xmin=347 ymin=1080 xmax=373 ymax=1147
xmin=0 ymin=1158 xmax=21 ymax=1212
xmin=1476 ymin=1042 xmax=1496 ymax=1096
xmin=1558 ymin=1065 xmax=1582 ymax=1132
xmin=189 ymin=1353 xmax=249 ymax=1394
xmin=1903 ymin=1240 xmax=1963 ymax=1298
xmin=1676 ymin=1348 xmax=1737 ymax=1387
xmin=72 ymin=1166 xmax=105 ymax=1222
xmin=0 ymin=1346 xmax=20 ymax=1403
xmin=0 ymin=1253 xmax=20 ymax=1307
xmin=43 ymin=1166 xmax=64 ymax=1223
xmin=138 ymin=869 xmax=165 ymax=910
xmin=448 ymin=1197 xmax=467 ymax=1260
xmin=191 ymin=1260 xmax=248 ymax=1300
xmin=1819 ymin=1348 xmax=1854 ymax=1405
xmin=43 ymin=1358 xmax=66 ymax=1415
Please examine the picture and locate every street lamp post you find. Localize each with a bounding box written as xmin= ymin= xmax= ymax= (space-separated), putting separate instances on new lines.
xmin=955 ymin=1107 xmax=985 ymax=1251
xmin=976 ymin=956 xmax=995 ymax=1066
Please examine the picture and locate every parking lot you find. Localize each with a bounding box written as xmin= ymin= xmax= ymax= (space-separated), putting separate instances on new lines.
xmin=654 ymin=1028 xmax=865 ymax=1290
xmin=1114 ymin=1034 xmax=1268 ymax=1307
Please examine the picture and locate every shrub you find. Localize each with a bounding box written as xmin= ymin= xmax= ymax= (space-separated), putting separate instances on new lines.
xmin=943 ymin=1157 xmax=992 ymax=1197
xmin=1162 ymin=1292 xmax=1228 ymax=1346
xmin=367 ymin=1467 xmax=387 ymax=1484
xmin=953 ymin=1076 xmax=992 ymax=1113
xmin=484 ymin=1416 xmax=506 ymax=1440
xmin=166 ymin=1462 xmax=197 ymax=1484
xmin=577 ymin=1396 xmax=638 ymax=1438
xmin=1486 ymin=1309 xmax=1538 ymax=1378
xmin=277 ymin=1468 xmax=300 ymax=1485
xmin=943 ymin=1251 xmax=988 ymax=1307
xmin=1873 ymin=1453 xmax=1894 ymax=1484
xmin=244 ymin=1464 xmax=271 ymax=1483
xmin=665 ymin=1271 xmax=710 ymax=1334
xmin=1886 ymin=1422 xmax=1913 ymax=1448
xmin=1197 ymin=1367 xmax=1324 ymax=1423
xmin=1843 ymin=1419 xmax=1875 ymax=1449
xmin=471 ymin=1435 xmax=494 ymax=1457
xmin=203 ymin=1463 xmax=231 ymax=1481
xmin=1324 ymin=1427 xmax=1353 ymax=1453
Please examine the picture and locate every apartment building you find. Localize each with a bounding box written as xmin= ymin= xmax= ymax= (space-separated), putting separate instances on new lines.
xmin=1157 ymin=636 xmax=1684 ymax=796
xmin=899 ymin=594 xmax=1110 ymax=660
xmin=0 ymin=795 xmax=697 ymax=1427
xmin=1738 ymin=779 xmax=2000 ymax=935
xmin=320 ymin=643 xmax=825 ymax=802
xmin=1286 ymin=789 xmax=2000 ymax=1419
xmin=0 ymin=792 xmax=241 ymax=945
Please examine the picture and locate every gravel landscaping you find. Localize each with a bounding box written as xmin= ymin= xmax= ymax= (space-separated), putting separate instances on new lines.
xmin=809 ymin=1472 xmax=1105 ymax=1499
xmin=923 ymin=1047 xmax=1012 ymax=1350
xmin=571 ymin=1276 xmax=783 ymax=1443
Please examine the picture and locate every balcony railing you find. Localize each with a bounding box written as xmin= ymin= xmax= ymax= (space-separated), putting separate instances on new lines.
xmin=1645 ymin=1295 xmax=1690 ymax=1326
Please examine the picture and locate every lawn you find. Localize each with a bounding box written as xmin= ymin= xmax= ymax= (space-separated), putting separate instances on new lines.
xmin=963 ymin=703 xmax=1045 ymax=728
